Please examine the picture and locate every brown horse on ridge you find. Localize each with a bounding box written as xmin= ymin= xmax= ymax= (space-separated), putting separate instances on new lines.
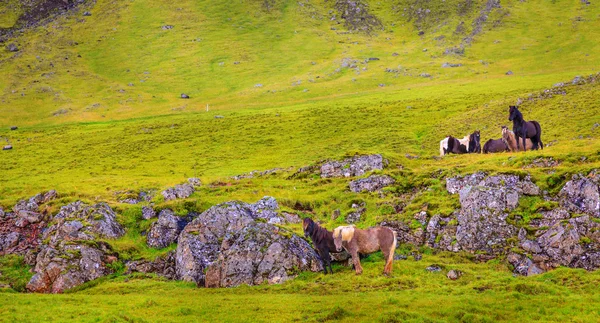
xmin=333 ymin=225 xmax=397 ymax=275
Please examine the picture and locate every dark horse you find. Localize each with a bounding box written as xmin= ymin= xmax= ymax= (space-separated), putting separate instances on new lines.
xmin=446 ymin=131 xmax=481 ymax=154
xmin=483 ymin=138 xmax=508 ymax=153
xmin=303 ymin=218 xmax=336 ymax=274
xmin=508 ymin=106 xmax=543 ymax=151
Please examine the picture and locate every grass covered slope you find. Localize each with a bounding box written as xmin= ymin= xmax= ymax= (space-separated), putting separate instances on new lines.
xmin=0 ymin=0 xmax=599 ymax=125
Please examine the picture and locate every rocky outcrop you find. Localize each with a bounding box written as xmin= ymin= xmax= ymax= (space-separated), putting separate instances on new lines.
xmin=126 ymin=251 xmax=176 ymax=279
xmin=176 ymin=197 xmax=322 ymax=287
xmin=435 ymin=171 xmax=600 ymax=276
xmin=446 ymin=173 xmax=540 ymax=254
xmin=0 ymin=191 xmax=57 ymax=263
xmin=349 ymin=175 xmax=395 ymax=193
xmin=146 ymin=210 xmax=195 ymax=249
xmin=161 ymin=178 xmax=202 ymax=201
xmin=26 ymin=202 xmax=124 ymax=293
xmin=320 ymin=154 xmax=387 ymax=178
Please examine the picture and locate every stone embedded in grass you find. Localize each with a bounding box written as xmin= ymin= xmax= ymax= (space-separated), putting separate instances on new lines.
xmin=6 ymin=43 xmax=18 ymax=52
xmin=425 ymin=264 xmax=442 ymax=272
xmin=447 ymin=269 xmax=463 ymax=280
xmin=320 ymin=154 xmax=387 ymax=178
xmin=83 ymin=11 xmax=92 ymax=16
xmin=506 ymin=70 xmax=514 ymax=75
xmin=162 ymin=25 xmax=174 ymax=30
xmin=442 ymin=62 xmax=462 ymax=68
xmin=52 ymin=108 xmax=69 ymax=116
xmin=214 ymin=115 xmax=224 ymax=119
xmin=2 ymin=145 xmax=12 ymax=150
xmin=181 ymin=93 xmax=190 ymax=99
xmin=10 ymin=126 xmax=17 ymax=130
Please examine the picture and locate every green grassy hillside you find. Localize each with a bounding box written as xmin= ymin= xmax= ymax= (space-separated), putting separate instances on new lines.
xmin=1 ymin=0 xmax=600 ymax=321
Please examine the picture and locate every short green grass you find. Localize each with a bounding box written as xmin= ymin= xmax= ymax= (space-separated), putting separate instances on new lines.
xmin=1 ymin=0 xmax=600 ymax=321
xmin=1 ymin=252 xmax=599 ymax=322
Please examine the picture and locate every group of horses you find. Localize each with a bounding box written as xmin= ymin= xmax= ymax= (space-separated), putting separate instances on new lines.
xmin=440 ymin=106 xmax=544 ymax=156
xmin=303 ymin=218 xmax=397 ymax=275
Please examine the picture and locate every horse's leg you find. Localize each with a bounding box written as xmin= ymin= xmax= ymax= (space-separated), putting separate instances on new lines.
xmin=318 ymin=247 xmax=328 ymax=274
xmin=350 ymin=248 xmax=363 ymax=275
xmin=522 ymin=135 xmax=527 ymax=152
xmin=382 ymin=247 xmax=391 ymax=275
xmin=323 ymin=248 xmax=333 ymax=274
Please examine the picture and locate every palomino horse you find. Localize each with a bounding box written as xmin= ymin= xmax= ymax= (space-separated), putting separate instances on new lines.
xmin=303 ymin=218 xmax=337 ymax=274
xmin=508 ymin=106 xmax=543 ymax=151
xmin=333 ymin=225 xmax=397 ymax=275
xmin=502 ymin=126 xmax=533 ymax=152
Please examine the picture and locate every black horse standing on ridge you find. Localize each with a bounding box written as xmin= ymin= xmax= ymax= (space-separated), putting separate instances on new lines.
xmin=508 ymin=106 xmax=543 ymax=151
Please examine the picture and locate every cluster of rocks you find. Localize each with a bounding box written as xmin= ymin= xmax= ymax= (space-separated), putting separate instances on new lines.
xmin=516 ymin=72 xmax=600 ymax=106
xmin=320 ymin=154 xmax=387 ymax=178
xmin=116 ymin=189 xmax=155 ymax=204
xmin=389 ymin=171 xmax=600 ymax=276
xmin=161 ymin=178 xmax=201 ymax=201
xmin=231 ymin=167 xmax=288 ymax=180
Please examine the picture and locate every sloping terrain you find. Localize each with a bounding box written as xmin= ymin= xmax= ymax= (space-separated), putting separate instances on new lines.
xmin=1 ymin=0 xmax=600 ymax=321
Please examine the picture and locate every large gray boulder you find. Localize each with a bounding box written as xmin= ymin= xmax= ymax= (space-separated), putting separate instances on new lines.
xmin=321 ymin=154 xmax=387 ymax=178
xmin=146 ymin=209 xmax=195 ymax=249
xmin=349 ymin=175 xmax=395 ymax=192
xmin=26 ymin=202 xmax=124 ymax=293
xmin=176 ymin=197 xmax=322 ymax=287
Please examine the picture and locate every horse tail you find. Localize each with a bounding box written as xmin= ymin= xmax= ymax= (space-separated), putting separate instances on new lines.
xmin=533 ymin=121 xmax=543 ymax=149
xmin=387 ymin=229 xmax=397 ymax=268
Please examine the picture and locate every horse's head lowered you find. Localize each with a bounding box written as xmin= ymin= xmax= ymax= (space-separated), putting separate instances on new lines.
xmin=333 ymin=225 xmax=355 ymax=252
xmin=302 ymin=218 xmax=315 ymax=238
xmin=508 ymin=106 xmax=522 ymax=122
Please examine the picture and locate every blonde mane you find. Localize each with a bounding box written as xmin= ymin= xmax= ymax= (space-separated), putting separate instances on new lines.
xmin=333 ymin=225 xmax=355 ymax=242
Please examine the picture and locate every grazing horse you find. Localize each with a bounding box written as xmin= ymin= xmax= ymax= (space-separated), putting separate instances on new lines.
xmin=508 ymin=106 xmax=543 ymax=151
xmin=502 ymin=126 xmax=533 ymax=152
xmin=333 ymin=225 xmax=397 ymax=275
xmin=303 ymin=218 xmax=337 ymax=274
